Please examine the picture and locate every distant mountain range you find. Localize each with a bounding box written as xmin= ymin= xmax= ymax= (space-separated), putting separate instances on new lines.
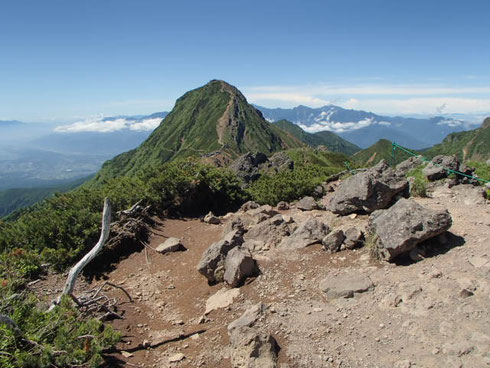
xmin=256 ymin=105 xmax=473 ymax=149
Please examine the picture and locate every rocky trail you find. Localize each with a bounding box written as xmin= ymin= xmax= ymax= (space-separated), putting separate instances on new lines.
xmin=32 ymin=161 xmax=490 ymax=368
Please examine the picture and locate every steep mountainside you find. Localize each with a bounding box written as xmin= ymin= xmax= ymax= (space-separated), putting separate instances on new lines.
xmin=96 ymin=80 xmax=305 ymax=179
xmin=272 ymin=119 xmax=360 ymax=155
xmin=353 ymin=139 xmax=414 ymax=165
xmin=257 ymin=104 xmax=471 ymax=149
xmin=424 ymin=118 xmax=490 ymax=161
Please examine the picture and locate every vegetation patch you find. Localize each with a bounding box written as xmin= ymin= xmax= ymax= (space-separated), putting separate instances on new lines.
xmin=406 ymin=165 xmax=429 ymax=198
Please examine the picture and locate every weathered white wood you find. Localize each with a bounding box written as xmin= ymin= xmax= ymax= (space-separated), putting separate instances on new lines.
xmin=50 ymin=198 xmax=111 ymax=309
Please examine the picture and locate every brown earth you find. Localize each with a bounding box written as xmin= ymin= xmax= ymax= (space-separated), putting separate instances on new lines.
xmin=32 ymin=184 xmax=490 ymax=367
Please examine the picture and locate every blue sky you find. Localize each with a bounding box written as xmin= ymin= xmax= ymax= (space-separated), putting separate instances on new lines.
xmin=1 ymin=0 xmax=489 ymax=122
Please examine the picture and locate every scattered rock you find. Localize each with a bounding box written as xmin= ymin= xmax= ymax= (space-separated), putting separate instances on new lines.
xmin=322 ymin=230 xmax=345 ymax=253
xmin=342 ymin=228 xmax=364 ymax=250
xmin=320 ymin=273 xmax=374 ymax=299
xmin=328 ymin=160 xmax=409 ymax=215
xmin=296 ymin=196 xmax=320 ymax=211
xmin=204 ymin=211 xmax=221 ymax=224
xmin=205 ymin=287 xmax=240 ymax=314
xmin=155 ymin=237 xmax=186 ymax=254
xmin=224 ymin=248 xmax=258 ymax=287
xmin=369 ymin=198 xmax=452 ymax=261
xmin=459 ymin=289 xmax=474 ymax=298
xmin=279 ymin=217 xmax=329 ymax=249
xmin=276 ymin=201 xmax=289 ymax=210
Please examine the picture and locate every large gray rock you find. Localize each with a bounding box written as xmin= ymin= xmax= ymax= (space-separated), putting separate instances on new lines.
xmin=320 ymin=273 xmax=374 ymax=299
xmin=328 ymin=160 xmax=409 ymax=215
xmin=246 ymin=205 xmax=279 ymax=223
xmin=369 ymin=198 xmax=452 ymax=261
xmin=279 ymin=217 xmax=329 ymax=249
xmin=322 ymin=230 xmax=345 ymax=253
xmin=244 ymin=214 xmax=292 ymax=249
xmin=296 ymin=196 xmax=320 ymax=211
xmin=422 ymin=155 xmax=460 ymax=181
xmin=204 ymin=211 xmax=221 ymax=224
xmin=156 ymin=237 xmax=186 ymax=254
xmin=224 ymin=248 xmax=258 ymax=287
xmin=229 ymin=326 xmax=279 ymax=368
xmin=240 ymin=201 xmax=261 ymax=212
xmin=197 ymin=230 xmax=244 ymax=283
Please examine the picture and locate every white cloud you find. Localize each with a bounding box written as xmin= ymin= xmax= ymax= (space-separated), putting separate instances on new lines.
xmin=54 ymin=117 xmax=162 ymax=133
xmin=298 ymin=117 xmax=377 ymax=133
xmin=243 ymin=83 xmax=490 ymax=115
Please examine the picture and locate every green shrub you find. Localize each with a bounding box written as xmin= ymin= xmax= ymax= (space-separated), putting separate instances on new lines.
xmin=407 ymin=166 xmax=429 ymax=197
xmin=247 ymin=165 xmax=339 ymax=205
xmin=0 ymin=294 xmax=120 ymax=368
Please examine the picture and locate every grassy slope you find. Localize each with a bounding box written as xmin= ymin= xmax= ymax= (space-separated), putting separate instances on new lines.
xmin=424 ymin=118 xmax=490 ymax=161
xmin=272 ymin=119 xmax=360 ymax=155
xmin=353 ymin=139 xmax=415 ymax=166
xmin=96 ymin=81 xmax=305 ymax=180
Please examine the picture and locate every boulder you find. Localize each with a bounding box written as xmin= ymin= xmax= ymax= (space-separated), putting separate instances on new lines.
xmin=320 ymin=273 xmax=374 ymax=299
xmin=259 ymin=151 xmax=294 ymax=173
xmin=279 ymin=217 xmax=329 ymax=249
xmin=155 ymin=237 xmax=186 ymax=254
xmin=224 ymin=248 xmax=258 ymax=287
xmin=204 ymin=211 xmax=221 ymax=224
xmin=328 ymin=160 xmax=409 ymax=215
xmin=368 ymin=198 xmax=452 ymax=261
xmin=422 ymin=155 xmax=460 ymax=181
xmin=276 ymin=201 xmax=289 ymax=210
xmin=322 ymin=230 xmax=345 ymax=253
xmin=244 ymin=214 xmax=292 ymax=250
xmin=341 ymin=228 xmax=364 ymax=250
xmin=296 ymin=196 xmax=320 ymax=211
xmin=229 ymin=326 xmax=279 ymax=368
xmin=396 ymin=156 xmax=423 ymax=175
xmin=222 ymin=217 xmax=247 ymax=238
xmin=197 ymin=230 xmax=244 ymax=283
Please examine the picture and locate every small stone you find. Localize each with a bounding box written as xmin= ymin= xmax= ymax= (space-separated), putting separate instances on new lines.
xmin=156 ymin=237 xmax=186 ymax=254
xmin=459 ymin=288 xmax=474 ymax=298
xmin=121 ymin=351 xmax=133 ymax=358
xmin=169 ymin=353 xmax=185 ymax=362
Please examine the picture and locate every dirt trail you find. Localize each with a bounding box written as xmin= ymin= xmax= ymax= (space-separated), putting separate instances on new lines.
xmin=93 ymin=185 xmax=490 ymax=368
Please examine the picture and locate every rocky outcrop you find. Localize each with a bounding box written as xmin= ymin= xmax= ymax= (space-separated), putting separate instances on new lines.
xmin=328 ymin=160 xmax=409 ymax=215
xmin=422 ymin=155 xmax=460 ymax=181
xmin=229 ymin=152 xmax=268 ymax=184
xmin=278 ymin=217 xmax=329 ymax=249
xmin=368 ymin=198 xmax=452 ymax=261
